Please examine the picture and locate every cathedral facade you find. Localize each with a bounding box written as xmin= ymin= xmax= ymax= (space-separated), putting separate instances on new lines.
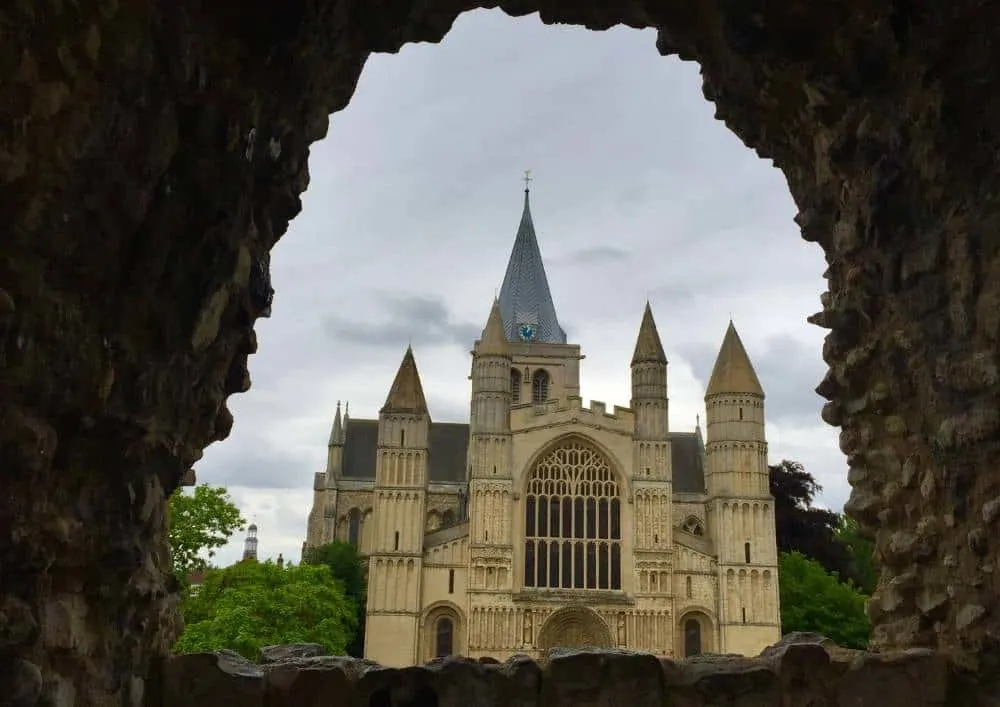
xmin=303 ymin=188 xmax=781 ymax=667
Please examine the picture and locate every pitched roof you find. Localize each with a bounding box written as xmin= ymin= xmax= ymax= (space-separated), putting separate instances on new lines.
xmin=339 ymin=419 xmax=705 ymax=492
xmin=631 ymin=302 xmax=668 ymax=365
xmin=496 ymin=188 xmax=566 ymax=344
xmin=342 ymin=419 xmax=469 ymax=482
xmin=380 ymin=346 xmax=429 ymax=414
xmin=705 ymin=322 xmax=764 ymax=397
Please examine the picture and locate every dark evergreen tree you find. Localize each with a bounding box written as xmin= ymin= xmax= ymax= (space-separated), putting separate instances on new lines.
xmin=769 ymin=460 xmax=855 ymax=584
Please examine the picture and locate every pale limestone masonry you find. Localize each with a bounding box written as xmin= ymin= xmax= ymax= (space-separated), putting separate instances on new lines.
xmin=303 ymin=190 xmax=781 ymax=666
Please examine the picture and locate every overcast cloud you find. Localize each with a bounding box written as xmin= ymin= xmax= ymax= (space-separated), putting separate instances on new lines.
xmin=194 ymin=10 xmax=845 ymax=567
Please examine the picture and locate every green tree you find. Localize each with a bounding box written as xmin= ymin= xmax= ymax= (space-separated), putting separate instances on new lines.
xmin=779 ymin=551 xmax=870 ymax=649
xmin=835 ymin=515 xmax=878 ymax=596
xmin=305 ymin=541 xmax=367 ymax=657
xmin=769 ymin=460 xmax=854 ymax=582
xmin=175 ymin=560 xmax=357 ymax=659
xmin=168 ymin=483 xmax=245 ymax=581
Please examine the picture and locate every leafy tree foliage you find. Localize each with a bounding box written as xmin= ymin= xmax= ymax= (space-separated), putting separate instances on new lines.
xmin=769 ymin=460 xmax=854 ymax=583
xmin=835 ymin=515 xmax=878 ymax=595
xmin=175 ymin=560 xmax=357 ymax=659
xmin=168 ymin=484 xmax=245 ymax=581
xmin=305 ymin=541 xmax=367 ymax=657
xmin=779 ymin=551 xmax=870 ymax=649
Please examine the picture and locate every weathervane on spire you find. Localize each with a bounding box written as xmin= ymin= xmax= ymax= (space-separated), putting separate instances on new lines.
xmin=523 ymin=169 xmax=532 ymax=191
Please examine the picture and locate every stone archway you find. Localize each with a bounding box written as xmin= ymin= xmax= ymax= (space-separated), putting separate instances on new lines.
xmin=5 ymin=0 xmax=1000 ymax=702
xmin=537 ymin=607 xmax=613 ymax=650
xmin=676 ymin=610 xmax=714 ymax=658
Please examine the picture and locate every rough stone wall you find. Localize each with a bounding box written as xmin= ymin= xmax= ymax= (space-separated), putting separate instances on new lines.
xmin=3 ymin=0 xmax=1000 ymax=703
xmin=153 ymin=636 xmax=994 ymax=707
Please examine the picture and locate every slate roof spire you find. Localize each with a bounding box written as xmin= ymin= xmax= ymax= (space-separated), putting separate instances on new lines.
xmin=381 ymin=346 xmax=429 ymax=414
xmin=705 ymin=321 xmax=764 ymax=397
xmin=496 ymin=180 xmax=567 ymax=344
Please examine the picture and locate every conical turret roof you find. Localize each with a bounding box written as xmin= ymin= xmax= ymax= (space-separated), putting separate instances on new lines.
xmin=496 ymin=187 xmax=566 ymax=344
xmin=705 ymin=322 xmax=764 ymax=398
xmin=381 ymin=346 xmax=429 ymax=414
xmin=479 ymin=298 xmax=510 ymax=356
xmin=631 ymin=302 xmax=667 ymax=365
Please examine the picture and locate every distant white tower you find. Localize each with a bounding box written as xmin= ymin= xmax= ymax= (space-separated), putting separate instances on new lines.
xmin=242 ymin=523 xmax=259 ymax=562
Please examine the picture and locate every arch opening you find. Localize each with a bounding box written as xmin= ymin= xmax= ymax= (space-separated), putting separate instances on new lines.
xmin=537 ymin=606 xmax=613 ymax=651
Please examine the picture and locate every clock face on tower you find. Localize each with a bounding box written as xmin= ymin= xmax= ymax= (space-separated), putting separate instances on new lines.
xmin=518 ymin=324 xmax=537 ymax=342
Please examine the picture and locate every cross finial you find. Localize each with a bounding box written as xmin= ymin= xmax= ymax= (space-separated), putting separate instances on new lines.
xmin=523 ymin=169 xmax=532 ymax=190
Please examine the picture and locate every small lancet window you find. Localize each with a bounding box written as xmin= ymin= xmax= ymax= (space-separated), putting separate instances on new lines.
xmin=511 ymin=368 xmax=522 ymax=402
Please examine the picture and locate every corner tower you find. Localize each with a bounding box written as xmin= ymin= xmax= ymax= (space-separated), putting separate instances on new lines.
xmin=467 ymin=300 xmax=515 ymax=596
xmin=305 ymin=402 xmax=344 ymax=548
xmin=703 ymin=322 xmax=780 ymax=654
xmin=630 ymin=303 xmax=674 ymax=557
xmin=365 ymin=347 xmax=431 ymax=667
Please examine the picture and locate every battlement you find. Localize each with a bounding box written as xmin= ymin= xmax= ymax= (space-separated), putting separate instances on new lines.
xmin=512 ymin=395 xmax=634 ymax=432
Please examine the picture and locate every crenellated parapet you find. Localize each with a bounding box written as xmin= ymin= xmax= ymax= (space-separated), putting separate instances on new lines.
xmin=511 ymin=396 xmax=634 ymax=434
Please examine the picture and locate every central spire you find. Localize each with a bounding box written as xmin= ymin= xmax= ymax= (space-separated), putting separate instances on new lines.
xmin=496 ymin=179 xmax=567 ymax=344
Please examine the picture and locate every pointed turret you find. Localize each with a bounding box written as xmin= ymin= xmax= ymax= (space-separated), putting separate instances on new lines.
xmin=631 ymin=302 xmax=668 ymax=365
xmin=479 ymin=298 xmax=510 ymax=356
xmin=630 ymin=302 xmax=669 ymax=443
xmin=705 ymin=322 xmax=764 ymax=398
xmin=381 ymin=346 xmax=428 ymax=414
xmin=328 ymin=401 xmax=344 ymax=446
xmin=497 ymin=185 xmax=566 ymax=344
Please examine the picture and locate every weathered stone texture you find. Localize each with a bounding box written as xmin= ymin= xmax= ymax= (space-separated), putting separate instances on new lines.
xmin=150 ymin=638 xmax=996 ymax=707
xmin=3 ymin=0 xmax=1000 ymax=703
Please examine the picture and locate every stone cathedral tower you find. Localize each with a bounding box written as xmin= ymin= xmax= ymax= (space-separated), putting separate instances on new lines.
xmin=304 ymin=184 xmax=782 ymax=666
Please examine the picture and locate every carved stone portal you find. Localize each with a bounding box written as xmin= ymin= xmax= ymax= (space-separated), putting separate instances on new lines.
xmin=537 ymin=607 xmax=613 ymax=650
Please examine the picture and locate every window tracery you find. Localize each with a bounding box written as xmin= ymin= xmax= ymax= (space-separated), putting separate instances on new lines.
xmin=531 ymin=369 xmax=550 ymax=404
xmin=681 ymin=516 xmax=704 ymax=537
xmin=523 ymin=440 xmax=622 ymax=590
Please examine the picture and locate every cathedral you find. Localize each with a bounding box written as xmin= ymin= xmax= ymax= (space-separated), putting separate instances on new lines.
xmin=303 ymin=186 xmax=781 ymax=666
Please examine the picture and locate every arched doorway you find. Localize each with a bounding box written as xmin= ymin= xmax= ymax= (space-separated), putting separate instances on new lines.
xmin=683 ymin=618 xmax=701 ymax=657
xmin=537 ymin=606 xmax=613 ymax=650
xmin=422 ymin=603 xmax=465 ymax=661
xmin=435 ymin=617 xmax=454 ymax=657
xmin=677 ymin=611 xmax=713 ymax=657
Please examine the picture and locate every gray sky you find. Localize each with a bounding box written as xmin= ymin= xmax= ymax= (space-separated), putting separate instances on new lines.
xmin=196 ymin=10 xmax=844 ymax=567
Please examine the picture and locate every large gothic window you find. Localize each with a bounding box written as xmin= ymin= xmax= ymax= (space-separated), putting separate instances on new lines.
xmin=435 ymin=617 xmax=454 ymax=657
xmin=511 ymin=368 xmax=522 ymax=403
xmin=523 ymin=440 xmax=622 ymax=590
xmin=531 ymin=369 xmax=550 ymax=404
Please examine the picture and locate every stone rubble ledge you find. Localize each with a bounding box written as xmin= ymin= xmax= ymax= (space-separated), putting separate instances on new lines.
xmin=150 ymin=634 xmax=996 ymax=707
